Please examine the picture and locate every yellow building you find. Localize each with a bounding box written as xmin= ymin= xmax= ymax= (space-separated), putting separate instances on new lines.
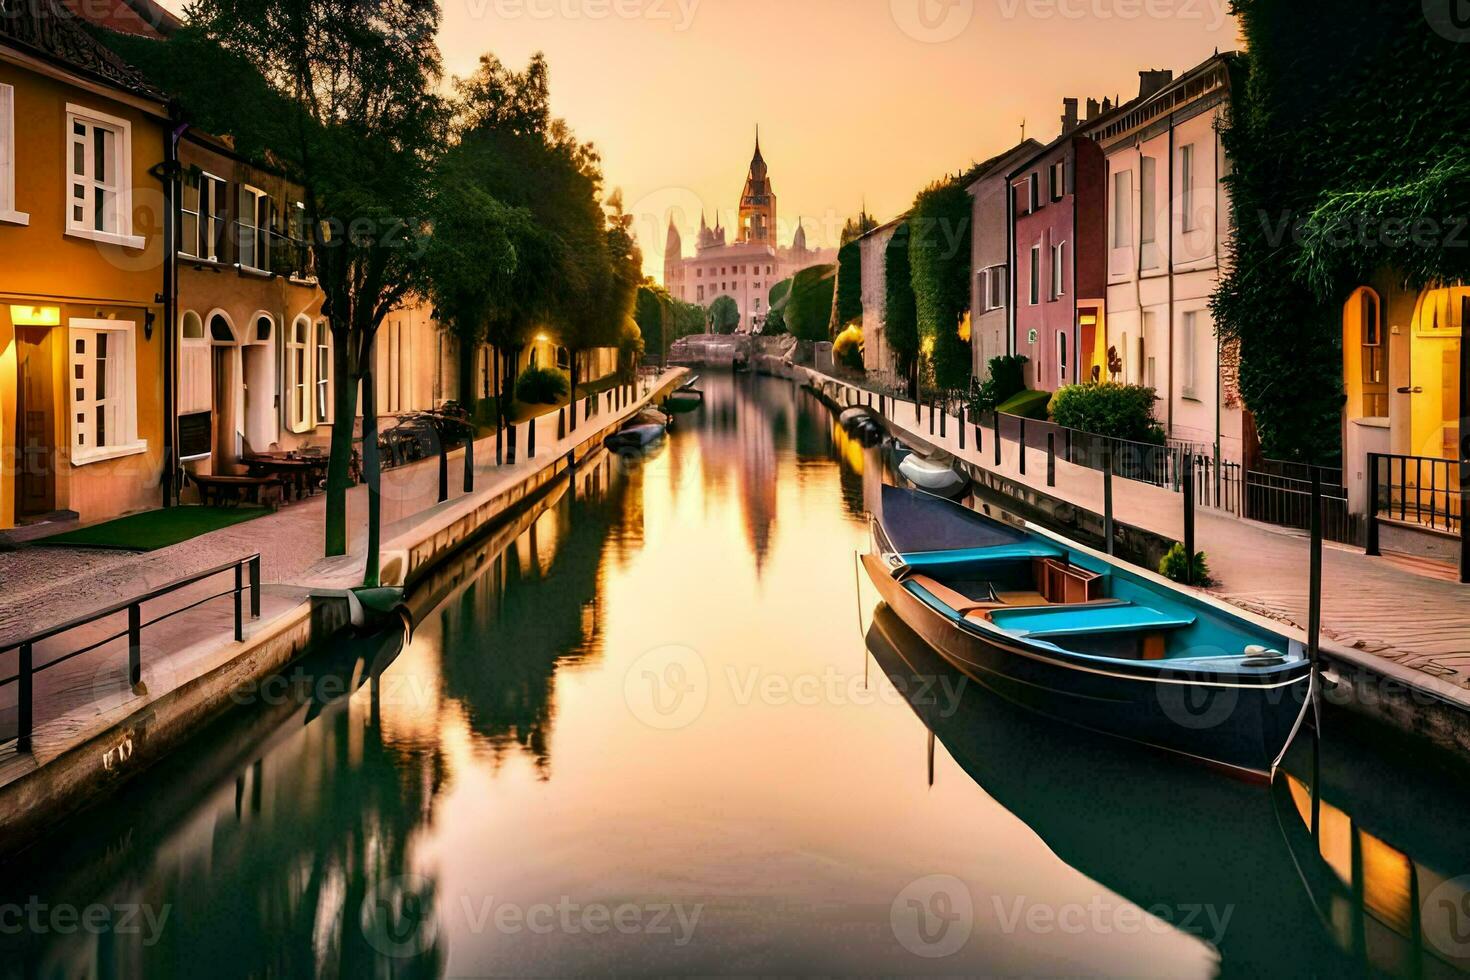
xmin=0 ymin=0 xmax=170 ymax=528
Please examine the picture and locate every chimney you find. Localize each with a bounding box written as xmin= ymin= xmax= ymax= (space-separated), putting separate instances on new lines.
xmin=1060 ymin=97 xmax=1080 ymax=135
xmin=1102 ymin=97 xmax=1113 ymax=113
xmin=1085 ymin=97 xmax=1102 ymax=121
xmin=1138 ymin=68 xmax=1175 ymax=100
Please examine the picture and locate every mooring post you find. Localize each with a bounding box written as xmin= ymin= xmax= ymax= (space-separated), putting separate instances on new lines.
xmin=1183 ymin=456 xmax=1196 ymax=585
xmin=437 ymin=436 xmax=449 ymax=502
xmin=1103 ymin=450 xmax=1116 ymax=556
xmin=959 ymin=405 xmax=966 ymax=451
xmin=1309 ymin=465 xmax=1324 ymax=668
xmin=1365 ymin=452 xmax=1380 ymax=557
xmin=527 ymin=415 xmax=536 ymax=459
xmin=507 ymin=423 xmax=518 ymax=465
xmin=558 ymin=406 xmax=567 ymax=440
xmin=128 ymin=602 xmax=142 ymax=685
xmin=939 ymin=398 xmax=947 ymax=439
xmin=17 ymin=642 xmax=32 ymax=753
xmin=1047 ymin=433 xmax=1056 ymax=488
xmin=1018 ymin=418 xmax=1027 ymax=476
xmin=994 ymin=416 xmax=1001 ymax=467
xmin=929 ymin=397 xmax=935 ymax=435
xmin=464 ymin=431 xmax=475 ymax=493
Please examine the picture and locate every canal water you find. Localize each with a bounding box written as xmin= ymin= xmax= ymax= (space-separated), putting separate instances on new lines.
xmin=4 ymin=373 xmax=1469 ymax=978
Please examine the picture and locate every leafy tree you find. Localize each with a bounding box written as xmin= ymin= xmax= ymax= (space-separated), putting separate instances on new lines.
xmin=763 ymin=277 xmax=792 ymax=335
xmin=786 ymin=265 xmax=837 ymax=342
xmin=635 ymin=283 xmax=671 ymax=365
xmin=909 ymin=179 xmax=973 ymax=391
xmin=834 ymin=239 xmax=863 ymax=328
xmin=883 ymin=223 xmax=919 ymax=395
xmin=707 ymin=295 xmax=740 ymax=334
xmin=187 ymin=0 xmax=445 ymax=583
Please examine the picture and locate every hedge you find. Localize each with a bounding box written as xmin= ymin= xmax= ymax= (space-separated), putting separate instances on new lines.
xmin=1048 ymin=382 xmax=1164 ymax=444
xmin=787 ymin=264 xmax=837 ymax=342
xmin=515 ymin=367 xmax=569 ymax=405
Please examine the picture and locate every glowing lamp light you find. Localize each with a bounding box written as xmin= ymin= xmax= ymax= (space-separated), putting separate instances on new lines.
xmin=9 ymin=305 xmax=61 ymax=327
xmin=534 ymin=332 xmax=550 ymax=344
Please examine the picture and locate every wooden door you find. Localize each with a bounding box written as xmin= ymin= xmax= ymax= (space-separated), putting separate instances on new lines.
xmin=16 ymin=328 xmax=56 ymax=518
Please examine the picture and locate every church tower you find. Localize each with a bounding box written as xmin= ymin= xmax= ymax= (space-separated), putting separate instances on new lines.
xmin=737 ymin=127 xmax=777 ymax=245
xmin=663 ymin=217 xmax=684 ymax=298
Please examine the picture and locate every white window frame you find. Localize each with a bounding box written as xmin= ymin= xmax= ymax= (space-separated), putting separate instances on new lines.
xmin=1139 ymin=156 xmax=1157 ymax=247
xmin=1049 ymin=160 xmax=1065 ymax=202
xmin=68 ymin=318 xmax=146 ymax=464
xmin=1028 ymin=245 xmax=1041 ymax=306
xmin=64 ymin=104 xmax=143 ymax=249
xmin=1050 ymin=240 xmax=1065 ymax=300
xmin=1028 ymin=173 xmax=1040 ymax=213
xmin=314 ymin=320 xmax=332 ymax=424
xmin=200 ymin=173 xmax=227 ymax=261
xmin=177 ymin=310 xmax=211 ymax=418
xmin=1112 ymin=169 xmax=1133 ymax=249
xmin=178 ymin=170 xmax=201 ymax=258
xmin=1057 ymin=330 xmax=1068 ymax=384
xmin=1180 ymin=310 xmax=1200 ymax=400
xmin=1180 ymin=144 xmax=1197 ymax=233
xmin=0 ymin=84 xmax=28 ymax=225
xmin=287 ymin=315 xmax=311 ymax=432
xmin=237 ymin=184 xmax=270 ymax=272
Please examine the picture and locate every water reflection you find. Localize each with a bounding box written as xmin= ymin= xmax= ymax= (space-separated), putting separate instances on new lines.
xmin=1 ymin=373 xmax=1467 ymax=978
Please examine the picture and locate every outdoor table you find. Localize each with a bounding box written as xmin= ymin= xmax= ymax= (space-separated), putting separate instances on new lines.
xmin=244 ymin=454 xmax=329 ymax=501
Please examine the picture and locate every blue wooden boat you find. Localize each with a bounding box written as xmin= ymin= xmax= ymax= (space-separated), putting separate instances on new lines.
xmin=861 ymin=485 xmax=1312 ymax=779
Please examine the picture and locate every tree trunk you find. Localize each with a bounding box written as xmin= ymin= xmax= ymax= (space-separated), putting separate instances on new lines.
xmin=360 ymin=330 xmax=382 ymax=588
xmin=323 ymin=325 xmax=358 ymax=558
xmin=457 ymin=333 xmax=476 ymax=415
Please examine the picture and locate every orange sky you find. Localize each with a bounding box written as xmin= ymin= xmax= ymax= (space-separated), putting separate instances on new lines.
xmin=162 ymin=0 xmax=1239 ymax=280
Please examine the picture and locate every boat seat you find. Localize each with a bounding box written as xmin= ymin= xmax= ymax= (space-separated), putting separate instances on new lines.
xmin=905 ymin=575 xmax=1003 ymax=616
xmin=988 ymin=602 xmax=1196 ymax=639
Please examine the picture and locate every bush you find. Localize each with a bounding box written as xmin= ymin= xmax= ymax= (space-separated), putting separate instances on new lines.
xmin=1159 ymin=543 xmax=1212 ymax=586
xmin=970 ymin=354 xmax=1029 ymax=414
xmin=515 ymin=366 xmax=569 ymax=405
xmin=997 ymin=389 xmax=1051 ymax=420
xmin=1048 ymin=382 xmax=1164 ymax=444
xmin=787 ymin=264 xmax=837 ymax=342
xmin=707 ymin=295 xmax=740 ymax=334
xmin=832 ymin=325 xmax=865 ymax=372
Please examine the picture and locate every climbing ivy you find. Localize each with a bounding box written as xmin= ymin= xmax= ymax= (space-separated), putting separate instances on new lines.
xmin=908 ymin=179 xmax=973 ymax=391
xmin=1213 ymin=0 xmax=1470 ymax=461
xmin=883 ymin=222 xmax=919 ymax=390
xmin=835 ymin=239 xmax=863 ymax=328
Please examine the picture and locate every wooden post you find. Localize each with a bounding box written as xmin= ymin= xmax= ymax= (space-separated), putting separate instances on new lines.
xmin=1047 ymin=434 xmax=1056 ymax=488
xmin=959 ymin=405 xmax=966 ymax=451
xmin=233 ymin=565 xmax=244 ymax=642
xmin=929 ymin=397 xmax=935 ymax=435
xmin=527 ymin=416 xmax=536 ymax=459
xmin=1018 ymin=418 xmax=1026 ymax=476
xmin=994 ymin=416 xmax=1001 ymax=467
xmin=1183 ymin=456 xmax=1196 ymax=585
xmin=939 ymin=398 xmax=947 ymax=439
xmin=128 ymin=603 xmax=142 ymax=686
xmin=249 ymin=554 xmax=261 ymax=618
xmin=507 ymin=423 xmax=518 ymax=465
xmin=1365 ymin=452 xmax=1380 ymax=556
xmin=464 ymin=431 xmax=475 ymax=493
xmin=1460 ymin=313 xmax=1469 ymax=583
xmin=17 ymin=642 xmax=32 ymax=753
xmin=558 ymin=407 xmax=567 ymax=440
xmin=437 ymin=436 xmax=449 ymax=502
xmin=1103 ymin=450 xmax=1116 ymax=556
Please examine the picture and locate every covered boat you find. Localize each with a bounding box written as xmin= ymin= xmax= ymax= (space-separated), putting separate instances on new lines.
xmin=896 ymin=453 xmax=968 ymax=499
xmin=605 ymin=423 xmax=665 ymax=451
xmin=861 ymin=485 xmax=1312 ymax=779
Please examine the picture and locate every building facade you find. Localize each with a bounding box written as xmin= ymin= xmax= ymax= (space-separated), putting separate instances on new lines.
xmin=0 ymin=0 xmax=171 ymax=528
xmin=967 ymin=139 xmax=1039 ymax=379
xmin=1095 ymin=55 xmax=1243 ymax=460
xmin=663 ymin=135 xmax=834 ymax=332
xmin=857 ymin=216 xmax=904 ymax=380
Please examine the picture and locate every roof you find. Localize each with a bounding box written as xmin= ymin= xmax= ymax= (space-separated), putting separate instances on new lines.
xmin=57 ymin=0 xmax=180 ymax=38
xmin=0 ymin=0 xmax=166 ymax=100
xmin=963 ymin=139 xmax=1042 ymax=188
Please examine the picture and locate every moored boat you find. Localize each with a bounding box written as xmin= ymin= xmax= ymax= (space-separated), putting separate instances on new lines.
xmin=896 ymin=453 xmax=968 ymax=499
xmin=605 ymin=423 xmax=665 ymax=451
xmin=861 ymin=485 xmax=1312 ymax=779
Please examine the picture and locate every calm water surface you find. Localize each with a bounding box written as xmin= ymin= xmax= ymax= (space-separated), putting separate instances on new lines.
xmin=4 ymin=374 xmax=1470 ymax=978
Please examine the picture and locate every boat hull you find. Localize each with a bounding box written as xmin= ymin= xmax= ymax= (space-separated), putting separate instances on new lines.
xmin=861 ymin=553 xmax=1309 ymax=779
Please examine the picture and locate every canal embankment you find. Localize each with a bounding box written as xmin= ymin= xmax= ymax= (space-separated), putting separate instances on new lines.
xmin=795 ymin=366 xmax=1470 ymax=757
xmin=0 ymin=369 xmax=688 ymax=857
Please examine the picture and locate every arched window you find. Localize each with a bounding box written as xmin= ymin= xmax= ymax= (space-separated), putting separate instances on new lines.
xmin=287 ymin=316 xmax=310 ymax=431
xmin=1343 ymin=287 xmax=1387 ymax=419
xmin=209 ymin=313 xmax=235 ymax=343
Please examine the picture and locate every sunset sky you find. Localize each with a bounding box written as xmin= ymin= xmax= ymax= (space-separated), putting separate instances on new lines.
xmin=164 ymin=0 xmax=1241 ymax=279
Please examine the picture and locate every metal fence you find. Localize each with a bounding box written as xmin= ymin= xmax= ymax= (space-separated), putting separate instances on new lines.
xmin=1242 ymin=460 xmax=1357 ymax=544
xmin=1367 ymin=453 xmax=1464 ymax=536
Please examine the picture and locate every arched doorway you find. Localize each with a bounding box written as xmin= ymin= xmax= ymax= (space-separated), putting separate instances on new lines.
xmin=207 ymin=311 xmax=240 ymax=468
xmin=1408 ymin=287 xmax=1465 ymax=461
xmin=241 ymin=313 xmax=276 ymax=453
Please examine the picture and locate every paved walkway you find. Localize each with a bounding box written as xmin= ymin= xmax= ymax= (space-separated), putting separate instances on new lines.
xmin=0 ymin=372 xmax=680 ymax=766
xmin=813 ymin=372 xmax=1470 ymax=698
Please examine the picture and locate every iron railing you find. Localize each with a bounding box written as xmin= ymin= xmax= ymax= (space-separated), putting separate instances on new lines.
xmin=1242 ymin=459 xmax=1356 ymax=544
xmin=0 ymin=554 xmax=262 ymax=752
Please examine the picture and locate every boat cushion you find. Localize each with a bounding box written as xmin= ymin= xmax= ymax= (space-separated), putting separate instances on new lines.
xmin=988 ymin=602 xmax=1195 ymax=639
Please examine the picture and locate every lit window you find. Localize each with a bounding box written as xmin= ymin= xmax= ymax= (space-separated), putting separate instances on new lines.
xmin=0 ymin=83 xmax=27 ymax=225
xmin=69 ymin=318 xmax=144 ymax=462
xmin=65 ymin=106 xmax=142 ymax=247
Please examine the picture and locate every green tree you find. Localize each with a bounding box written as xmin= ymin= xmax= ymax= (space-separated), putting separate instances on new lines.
xmin=834 ymin=239 xmax=863 ymax=328
xmin=187 ymin=0 xmax=445 ymax=583
xmin=707 ymin=295 xmax=740 ymax=334
xmin=787 ymin=264 xmax=837 ymax=342
xmin=635 ymin=283 xmax=671 ymax=366
xmin=909 ymin=179 xmax=973 ymax=391
xmin=883 ymin=223 xmax=919 ymax=395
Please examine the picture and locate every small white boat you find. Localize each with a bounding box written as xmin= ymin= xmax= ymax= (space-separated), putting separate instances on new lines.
xmin=605 ymin=424 xmax=665 ymax=451
xmin=898 ymin=453 xmax=969 ymax=499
